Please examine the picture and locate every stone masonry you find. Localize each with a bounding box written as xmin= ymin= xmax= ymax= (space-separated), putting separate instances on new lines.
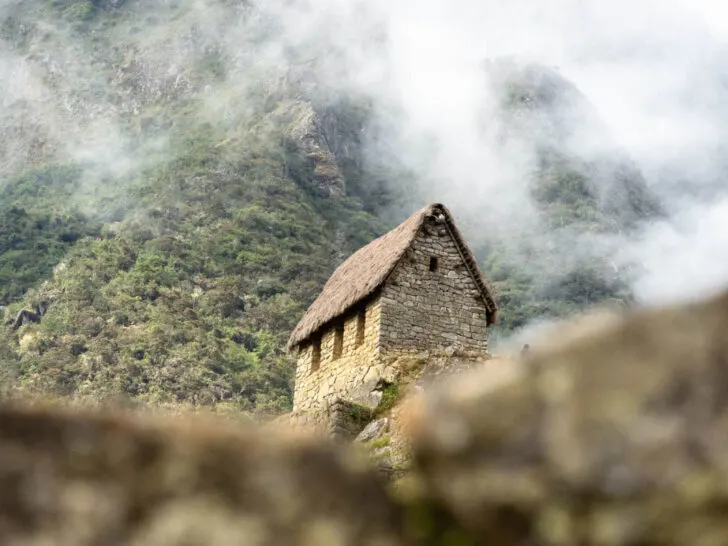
xmin=291 ymin=213 xmax=493 ymax=420
xmin=379 ymin=214 xmax=489 ymax=357
xmin=293 ymin=297 xmax=383 ymax=413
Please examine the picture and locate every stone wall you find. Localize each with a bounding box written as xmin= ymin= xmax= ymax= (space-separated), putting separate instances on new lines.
xmin=283 ymin=354 xmax=495 ymax=441
xmin=292 ymin=297 xmax=384 ymax=412
xmin=328 ymin=399 xmax=375 ymax=441
xmin=274 ymin=399 xmax=374 ymax=442
xmin=379 ymin=216 xmax=489 ymax=357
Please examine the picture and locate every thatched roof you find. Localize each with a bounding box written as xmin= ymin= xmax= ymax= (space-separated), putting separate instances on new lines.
xmin=287 ymin=203 xmax=498 ymax=350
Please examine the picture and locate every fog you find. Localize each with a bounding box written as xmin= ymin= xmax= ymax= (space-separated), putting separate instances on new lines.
xmin=1 ymin=0 xmax=728 ymax=330
xmin=268 ymin=0 xmax=728 ymax=310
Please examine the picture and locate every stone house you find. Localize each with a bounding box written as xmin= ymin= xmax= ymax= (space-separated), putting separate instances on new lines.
xmin=287 ymin=203 xmax=498 ymax=414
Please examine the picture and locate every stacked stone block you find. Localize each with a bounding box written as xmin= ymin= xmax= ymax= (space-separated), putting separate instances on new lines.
xmin=293 ymin=298 xmax=382 ymax=412
xmin=380 ymin=217 xmax=488 ymax=357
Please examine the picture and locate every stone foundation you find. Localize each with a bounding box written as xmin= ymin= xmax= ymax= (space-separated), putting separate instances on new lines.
xmin=277 ymin=399 xmax=375 ymax=442
xmin=329 ymin=400 xmax=375 ymax=441
xmin=280 ymin=353 xmax=494 ymax=448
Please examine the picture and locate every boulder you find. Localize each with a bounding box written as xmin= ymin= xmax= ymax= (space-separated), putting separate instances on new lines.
xmin=409 ymin=288 xmax=728 ymax=545
xmin=355 ymin=418 xmax=389 ymax=443
xmin=0 ymin=405 xmax=411 ymax=546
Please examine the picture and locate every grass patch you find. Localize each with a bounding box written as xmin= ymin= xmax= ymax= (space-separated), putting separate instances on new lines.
xmin=376 ymin=383 xmax=401 ymax=416
xmin=369 ymin=434 xmax=390 ymax=450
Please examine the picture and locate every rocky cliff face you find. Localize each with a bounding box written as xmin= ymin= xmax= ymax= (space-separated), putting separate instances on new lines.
xmin=474 ymin=59 xmax=664 ymax=332
xmin=484 ymin=58 xmax=664 ymax=229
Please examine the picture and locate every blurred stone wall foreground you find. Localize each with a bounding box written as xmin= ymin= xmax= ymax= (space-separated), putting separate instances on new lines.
xmin=3 ymin=288 xmax=728 ymax=545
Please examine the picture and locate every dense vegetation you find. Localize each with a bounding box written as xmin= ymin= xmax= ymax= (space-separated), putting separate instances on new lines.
xmin=0 ymin=165 xmax=101 ymax=303
xmin=0 ymin=1 xmax=662 ymax=415
xmin=0 ymin=93 xmax=387 ymax=414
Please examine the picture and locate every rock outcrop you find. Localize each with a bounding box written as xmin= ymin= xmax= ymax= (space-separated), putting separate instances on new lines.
xmin=5 ymin=301 xmax=49 ymax=331
xmin=409 ymin=289 xmax=728 ymax=545
xmin=0 ymin=404 xmax=412 ymax=546
xmin=7 ymin=308 xmax=40 ymax=331
xmin=277 ymin=100 xmax=346 ymax=198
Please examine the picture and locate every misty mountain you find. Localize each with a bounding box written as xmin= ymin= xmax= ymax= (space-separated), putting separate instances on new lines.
xmin=439 ymin=59 xmax=665 ymax=332
xmin=0 ymin=0 xmax=662 ymax=412
xmin=485 ymin=59 xmax=663 ymax=226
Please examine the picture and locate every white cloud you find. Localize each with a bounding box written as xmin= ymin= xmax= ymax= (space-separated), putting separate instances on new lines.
xmin=629 ymin=197 xmax=728 ymax=305
xmin=273 ymin=0 xmax=728 ymax=310
xmin=3 ymin=0 xmax=728 ymax=315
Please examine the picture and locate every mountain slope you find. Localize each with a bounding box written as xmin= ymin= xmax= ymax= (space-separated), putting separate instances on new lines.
xmin=473 ymin=59 xmax=664 ymax=332
xmin=0 ymin=2 xmax=663 ymax=411
xmin=0 ymin=0 xmax=394 ymax=413
xmin=0 ymin=96 xmax=387 ymax=413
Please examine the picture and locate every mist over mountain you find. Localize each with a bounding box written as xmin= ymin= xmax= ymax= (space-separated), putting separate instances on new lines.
xmin=0 ymin=0 xmax=726 ymax=411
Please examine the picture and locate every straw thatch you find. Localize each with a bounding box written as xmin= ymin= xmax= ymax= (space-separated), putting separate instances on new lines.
xmin=287 ymin=203 xmax=498 ymax=350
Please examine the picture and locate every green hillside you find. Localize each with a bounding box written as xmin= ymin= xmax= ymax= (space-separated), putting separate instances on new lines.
xmin=0 ymin=1 xmax=662 ymax=414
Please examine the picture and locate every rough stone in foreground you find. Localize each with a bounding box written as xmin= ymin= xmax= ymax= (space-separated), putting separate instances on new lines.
xmin=409 ymin=289 xmax=728 ymax=545
xmin=7 ymin=288 xmax=728 ymax=545
xmin=0 ymin=405 xmax=411 ymax=546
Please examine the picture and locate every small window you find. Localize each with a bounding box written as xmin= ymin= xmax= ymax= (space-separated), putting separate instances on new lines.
xmin=310 ymin=338 xmax=321 ymax=373
xmin=355 ymin=308 xmax=366 ymax=346
xmin=429 ymin=256 xmax=438 ymax=272
xmin=333 ymin=324 xmax=344 ymax=360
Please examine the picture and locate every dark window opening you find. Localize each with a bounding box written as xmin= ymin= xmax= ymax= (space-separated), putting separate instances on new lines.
xmin=356 ymin=308 xmax=366 ymax=346
xmin=429 ymin=256 xmax=438 ymax=272
xmin=333 ymin=324 xmax=344 ymax=360
xmin=310 ymin=338 xmax=321 ymax=373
